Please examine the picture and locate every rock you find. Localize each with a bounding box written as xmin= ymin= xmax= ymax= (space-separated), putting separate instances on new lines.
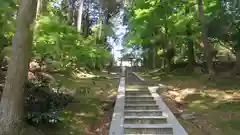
xmin=173 ymin=111 xmax=182 ymax=117
xmin=29 ymin=61 xmax=41 ymax=72
xmin=28 ymin=71 xmax=36 ymax=80
xmin=36 ymin=72 xmax=55 ymax=82
xmin=159 ymin=84 xmax=167 ymax=89
xmin=181 ymin=112 xmax=196 ymax=120
xmin=175 ymin=100 xmax=184 ymax=110
xmin=40 ymin=65 xmax=48 ymax=72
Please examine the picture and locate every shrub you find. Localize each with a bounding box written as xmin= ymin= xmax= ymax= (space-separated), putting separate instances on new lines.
xmin=24 ymin=80 xmax=73 ymax=126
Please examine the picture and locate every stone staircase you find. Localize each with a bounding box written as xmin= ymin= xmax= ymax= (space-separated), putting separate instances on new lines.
xmin=109 ymin=71 xmax=188 ymax=135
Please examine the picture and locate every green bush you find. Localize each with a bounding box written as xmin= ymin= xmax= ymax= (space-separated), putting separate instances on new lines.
xmin=34 ymin=16 xmax=112 ymax=71
xmin=24 ymin=80 xmax=73 ymax=126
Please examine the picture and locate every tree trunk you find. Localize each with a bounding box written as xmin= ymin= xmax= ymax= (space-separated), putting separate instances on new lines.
xmin=152 ymin=44 xmax=156 ymax=69
xmin=77 ymin=0 xmax=85 ymax=32
xmin=67 ymin=0 xmax=74 ymax=25
xmin=163 ymin=20 xmax=169 ymax=71
xmin=74 ymin=10 xmax=78 ymax=27
xmin=0 ymin=0 xmax=38 ymax=135
xmin=36 ymin=0 xmax=47 ymax=18
xmin=166 ymin=59 xmax=171 ymax=72
xmin=187 ymin=39 xmax=194 ymax=66
xmin=97 ymin=7 xmax=103 ymax=42
xmin=143 ymin=56 xmax=147 ymax=68
xmin=197 ymin=0 xmax=214 ymax=75
xmin=83 ymin=14 xmax=90 ymax=37
xmin=186 ymin=24 xmax=195 ymax=70
xmin=147 ymin=49 xmax=152 ymax=69
xmin=232 ymin=48 xmax=240 ymax=75
xmin=83 ymin=1 xmax=90 ymax=37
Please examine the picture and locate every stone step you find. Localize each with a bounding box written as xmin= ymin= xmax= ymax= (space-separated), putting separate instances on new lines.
xmin=125 ymin=99 xmax=155 ymax=101
xmin=124 ymin=110 xmax=163 ymax=116
xmin=125 ymin=96 xmax=154 ymax=101
xmin=126 ymin=89 xmax=149 ymax=92
xmin=125 ymin=93 xmax=152 ymax=96
xmin=124 ymin=116 xmax=167 ymax=119
xmin=124 ymin=116 xmax=167 ymax=124
xmin=125 ymin=104 xmax=159 ymax=107
xmin=124 ymin=134 xmax=173 ymax=135
xmin=125 ymin=95 xmax=153 ymax=98
xmin=125 ymin=93 xmax=151 ymax=96
xmin=124 ymin=110 xmax=162 ymax=112
xmin=125 ymin=104 xmax=159 ymax=110
xmin=125 ymin=91 xmax=150 ymax=94
xmin=124 ymin=124 xmax=173 ymax=134
xmin=125 ymin=100 xmax=156 ymax=104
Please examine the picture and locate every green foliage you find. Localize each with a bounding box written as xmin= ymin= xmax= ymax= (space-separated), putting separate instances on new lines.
xmin=0 ymin=0 xmax=114 ymax=71
xmin=0 ymin=0 xmax=16 ymax=50
xmin=34 ymin=15 xmax=112 ymax=70
xmin=123 ymin=0 xmax=239 ymax=69
xmin=24 ymin=80 xmax=73 ymax=126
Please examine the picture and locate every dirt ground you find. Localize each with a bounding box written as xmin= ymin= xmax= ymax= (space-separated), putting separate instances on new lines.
xmin=39 ymin=71 xmax=119 ymax=135
xmin=139 ymin=71 xmax=240 ymax=135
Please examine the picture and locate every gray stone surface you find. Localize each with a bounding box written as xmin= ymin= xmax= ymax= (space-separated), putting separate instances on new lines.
xmin=108 ymin=77 xmax=125 ymax=135
xmin=124 ymin=110 xmax=162 ymax=112
xmin=132 ymin=72 xmax=145 ymax=81
xmin=124 ymin=116 xmax=166 ymax=119
xmin=124 ymin=124 xmax=173 ymax=128
xmin=109 ymin=71 xmax=188 ymax=135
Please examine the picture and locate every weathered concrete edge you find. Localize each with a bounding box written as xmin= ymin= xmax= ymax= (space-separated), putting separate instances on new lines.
xmin=108 ymin=77 xmax=125 ymax=135
xmin=132 ymin=72 xmax=145 ymax=81
xmin=149 ymin=86 xmax=188 ymax=135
